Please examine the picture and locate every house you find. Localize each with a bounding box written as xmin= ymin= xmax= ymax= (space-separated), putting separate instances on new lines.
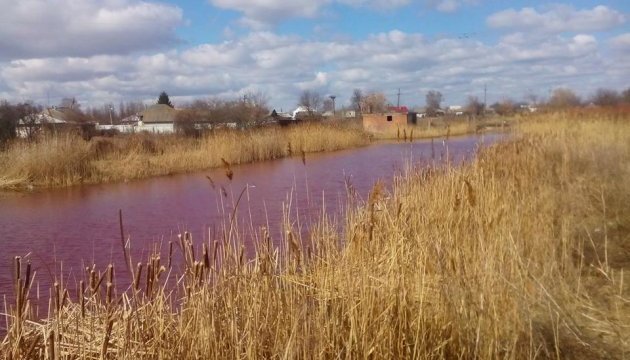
xmin=17 ymin=107 xmax=86 ymax=138
xmin=387 ymin=106 xmax=409 ymax=113
xmin=447 ymin=105 xmax=464 ymax=116
xmin=343 ymin=110 xmax=356 ymax=118
xmin=137 ymin=104 xmax=179 ymax=133
xmin=362 ymin=111 xmax=418 ymax=133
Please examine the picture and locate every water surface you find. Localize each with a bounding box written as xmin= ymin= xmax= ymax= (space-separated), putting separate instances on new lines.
xmin=0 ymin=134 xmax=501 ymax=302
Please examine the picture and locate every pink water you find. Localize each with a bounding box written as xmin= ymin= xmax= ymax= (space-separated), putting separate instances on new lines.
xmin=0 ymin=134 xmax=501 ymax=307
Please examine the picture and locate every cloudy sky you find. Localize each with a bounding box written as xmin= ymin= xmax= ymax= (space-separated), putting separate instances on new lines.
xmin=0 ymin=0 xmax=628 ymax=110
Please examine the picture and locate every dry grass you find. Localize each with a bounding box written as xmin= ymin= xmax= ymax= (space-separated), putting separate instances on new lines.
xmin=0 ymin=122 xmax=369 ymax=190
xmin=369 ymin=118 xmax=486 ymax=141
xmin=2 ymin=111 xmax=629 ymax=359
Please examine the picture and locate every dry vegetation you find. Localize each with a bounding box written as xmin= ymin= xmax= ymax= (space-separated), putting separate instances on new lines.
xmin=0 ymin=122 xmax=368 ymax=190
xmin=368 ymin=117 xmax=505 ymax=141
xmin=2 ymin=110 xmax=630 ymax=359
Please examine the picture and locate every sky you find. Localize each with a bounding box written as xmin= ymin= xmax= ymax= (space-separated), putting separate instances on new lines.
xmin=0 ymin=0 xmax=628 ymax=110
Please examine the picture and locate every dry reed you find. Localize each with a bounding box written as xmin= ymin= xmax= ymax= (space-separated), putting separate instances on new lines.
xmin=1 ymin=111 xmax=629 ymax=359
xmin=0 ymin=122 xmax=369 ymax=190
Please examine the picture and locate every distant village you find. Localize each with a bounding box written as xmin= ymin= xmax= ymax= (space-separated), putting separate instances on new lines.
xmin=2 ymin=86 xmax=627 ymax=141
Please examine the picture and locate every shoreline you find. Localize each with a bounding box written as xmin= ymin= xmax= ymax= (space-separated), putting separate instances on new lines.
xmin=0 ymin=120 xmax=493 ymax=192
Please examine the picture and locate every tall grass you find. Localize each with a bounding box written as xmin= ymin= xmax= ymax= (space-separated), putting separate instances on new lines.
xmin=369 ymin=117 xmax=499 ymax=141
xmin=0 ymin=122 xmax=369 ymax=190
xmin=2 ymin=112 xmax=629 ymax=358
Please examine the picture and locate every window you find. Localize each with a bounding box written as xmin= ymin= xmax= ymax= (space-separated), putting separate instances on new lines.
xmin=387 ymin=115 xmax=393 ymax=122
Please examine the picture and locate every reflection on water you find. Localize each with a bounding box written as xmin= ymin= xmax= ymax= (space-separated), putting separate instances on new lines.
xmin=0 ymin=134 xmax=502 ymax=300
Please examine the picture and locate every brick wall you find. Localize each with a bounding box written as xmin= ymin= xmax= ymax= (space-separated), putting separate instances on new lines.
xmin=362 ymin=113 xmax=408 ymax=132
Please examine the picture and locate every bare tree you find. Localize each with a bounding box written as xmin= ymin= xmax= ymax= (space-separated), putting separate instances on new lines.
xmin=465 ymin=96 xmax=484 ymax=116
xmin=622 ymin=88 xmax=630 ymax=104
xmin=2 ymin=102 xmax=41 ymax=141
xmin=548 ymin=88 xmax=581 ymax=108
xmin=425 ymin=90 xmax=443 ymax=116
xmin=591 ymin=88 xmax=620 ymax=107
xmin=241 ymin=91 xmax=270 ymax=126
xmin=323 ymin=98 xmax=334 ymax=112
xmin=0 ymin=101 xmax=18 ymax=145
xmin=361 ymin=91 xmax=388 ymax=113
xmin=298 ymin=90 xmax=322 ymax=114
xmin=351 ymin=89 xmax=363 ymax=112
xmin=491 ymin=99 xmax=516 ymax=116
xmin=181 ymin=92 xmax=270 ymax=128
xmin=118 ymin=101 xmax=145 ymax=119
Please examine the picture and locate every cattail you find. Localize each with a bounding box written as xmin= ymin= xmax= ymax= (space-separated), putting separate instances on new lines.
xmin=239 ymin=245 xmax=245 ymax=267
xmin=168 ymin=241 xmax=174 ymax=268
xmin=134 ymin=263 xmax=143 ymax=291
xmin=80 ymin=280 xmax=85 ymax=318
xmin=47 ymin=330 xmax=56 ymax=360
xmin=202 ymin=243 xmax=210 ymax=269
xmin=89 ymin=269 xmax=97 ymax=295
xmin=106 ymin=264 xmax=114 ymax=285
xmin=301 ymin=149 xmax=306 ymax=165
xmin=61 ymin=289 xmax=68 ymax=309
xmin=54 ymin=282 xmax=61 ymax=314
xmin=146 ymin=263 xmax=153 ymax=297
xmin=101 ymin=318 xmax=114 ymax=359
xmin=106 ymin=282 xmax=113 ymax=306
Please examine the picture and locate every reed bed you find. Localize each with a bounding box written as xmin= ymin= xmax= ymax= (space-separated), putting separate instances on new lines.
xmin=370 ymin=119 xmax=478 ymax=141
xmin=0 ymin=122 xmax=369 ymax=190
xmin=2 ymin=112 xmax=629 ymax=359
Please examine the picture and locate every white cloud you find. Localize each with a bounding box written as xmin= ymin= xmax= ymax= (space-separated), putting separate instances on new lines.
xmin=425 ymin=0 xmax=478 ymax=13
xmin=209 ymin=0 xmax=327 ymax=29
xmin=487 ymin=5 xmax=625 ymax=34
xmin=208 ymin=0 xmax=413 ymax=29
xmin=0 ymin=0 xmax=183 ymax=59
xmin=609 ymin=33 xmax=630 ymax=50
xmin=0 ymin=28 xmax=626 ymax=109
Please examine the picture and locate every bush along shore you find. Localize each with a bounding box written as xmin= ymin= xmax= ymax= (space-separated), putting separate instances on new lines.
xmin=0 ymin=122 xmax=369 ymax=190
xmin=2 ymin=111 xmax=630 ymax=358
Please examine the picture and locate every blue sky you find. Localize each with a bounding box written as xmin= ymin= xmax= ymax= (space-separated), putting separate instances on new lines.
xmin=0 ymin=0 xmax=628 ymax=110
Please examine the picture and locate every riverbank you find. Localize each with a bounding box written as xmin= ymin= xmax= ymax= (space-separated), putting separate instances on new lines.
xmin=367 ymin=116 xmax=516 ymax=141
xmin=0 ymin=122 xmax=369 ymax=190
xmin=2 ymin=111 xmax=628 ymax=358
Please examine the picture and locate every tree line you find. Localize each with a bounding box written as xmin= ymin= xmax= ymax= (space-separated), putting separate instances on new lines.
xmin=1 ymin=86 xmax=629 ymax=145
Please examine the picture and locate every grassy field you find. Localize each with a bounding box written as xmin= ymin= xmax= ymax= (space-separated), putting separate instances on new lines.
xmin=2 ymin=110 xmax=630 ymax=359
xmin=0 ymin=122 xmax=369 ymax=190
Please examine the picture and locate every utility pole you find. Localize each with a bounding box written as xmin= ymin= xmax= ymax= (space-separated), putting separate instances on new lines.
xmin=397 ymin=88 xmax=401 ymax=108
xmin=329 ymin=95 xmax=336 ymax=115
